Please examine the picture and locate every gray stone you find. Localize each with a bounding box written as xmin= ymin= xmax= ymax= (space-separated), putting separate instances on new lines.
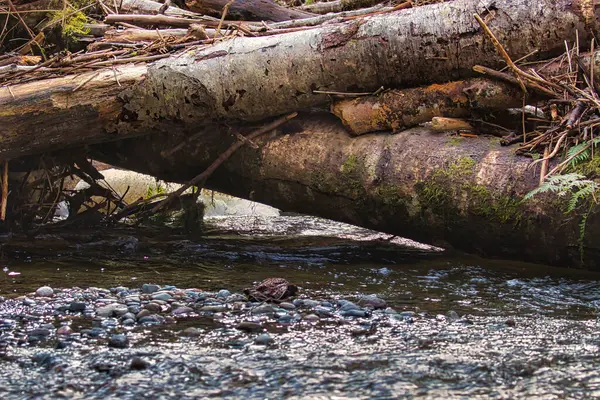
xmin=252 ymin=304 xmax=276 ymax=315
xmin=123 ymin=319 xmax=135 ymax=326
xmin=136 ymin=309 xmax=152 ymax=319
xmin=279 ymin=302 xmax=296 ymax=310
xmin=182 ymin=327 xmax=202 ymax=337
xmin=138 ymin=315 xmax=163 ymax=325
xmin=302 ymin=300 xmax=319 ymax=308
xmin=121 ymin=312 xmax=136 ymax=321
xmin=108 ymin=334 xmax=128 ymax=348
xmin=198 ymin=305 xmax=227 ymax=313
xmin=217 ymin=289 xmax=231 ymax=298
xmin=141 ymin=284 xmax=161 ymax=294
xmin=254 ymin=334 xmax=273 ymax=345
xmin=96 ymin=303 xmax=128 ymax=318
xmin=340 ymin=309 xmax=368 ymax=318
xmin=315 ymin=306 xmax=333 ymax=317
xmin=23 ymin=298 xmax=36 ymax=306
xmin=151 ymin=293 xmax=172 ymax=301
xmin=304 ymin=314 xmax=320 ymax=322
xmin=340 ymin=302 xmax=360 ymax=311
xmin=56 ymin=326 xmax=72 ymax=335
xmin=358 ymin=295 xmax=386 ymax=309
xmin=447 ymin=310 xmax=459 ymax=321
xmin=144 ymin=303 xmax=161 ymax=313
xmin=172 ymin=306 xmax=194 ymax=316
xmin=35 ymin=286 xmax=54 ymax=297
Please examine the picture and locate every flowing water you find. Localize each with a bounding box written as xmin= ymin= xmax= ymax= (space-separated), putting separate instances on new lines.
xmin=0 ymin=215 xmax=599 ymax=399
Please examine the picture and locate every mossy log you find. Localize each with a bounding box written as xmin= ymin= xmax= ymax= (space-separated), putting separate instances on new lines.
xmin=91 ymin=111 xmax=600 ymax=268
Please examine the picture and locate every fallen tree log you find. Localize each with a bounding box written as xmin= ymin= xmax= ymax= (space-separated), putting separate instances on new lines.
xmin=90 ymin=111 xmax=600 ymax=268
xmin=2 ymin=0 xmax=598 ymax=160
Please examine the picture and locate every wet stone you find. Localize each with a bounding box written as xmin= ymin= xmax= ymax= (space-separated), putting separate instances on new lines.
xmin=358 ymin=295 xmax=386 ymax=309
xmin=302 ymin=300 xmax=320 ymax=308
xmin=130 ymin=357 xmax=149 ymax=370
xmin=69 ymin=302 xmax=86 ymax=312
xmin=108 ymin=334 xmax=128 ymax=348
xmin=217 ymin=289 xmax=231 ymax=298
xmin=341 ymin=309 xmax=368 ymax=318
xmin=255 ymin=334 xmax=273 ymax=346
xmin=304 ymin=314 xmax=320 ymax=322
xmin=151 ymin=293 xmax=172 ymax=301
xmin=251 ymin=304 xmax=276 ymax=315
xmin=23 ymin=298 xmax=36 ymax=306
xmin=35 ymin=286 xmax=54 ymax=297
xmin=172 ymin=306 xmax=194 ymax=316
xmin=198 ymin=305 xmax=228 ymax=313
xmin=447 ymin=310 xmax=459 ymax=321
xmin=142 ymin=284 xmax=161 ymax=294
xmin=139 ymin=315 xmax=163 ymax=325
xmin=144 ymin=303 xmax=161 ymax=313
xmin=236 ymin=321 xmax=262 ymax=332
xmin=339 ymin=302 xmax=360 ymax=312
xmin=57 ymin=326 xmax=73 ymax=336
xmin=123 ymin=319 xmax=135 ymax=326
xmin=182 ymin=327 xmax=202 ymax=337
xmin=279 ymin=302 xmax=296 ymax=310
xmin=136 ymin=309 xmax=152 ymax=319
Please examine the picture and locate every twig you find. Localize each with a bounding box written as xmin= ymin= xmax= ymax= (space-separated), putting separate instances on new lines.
xmin=1 ymin=161 xmax=8 ymax=221
xmin=214 ymin=0 xmax=235 ymax=40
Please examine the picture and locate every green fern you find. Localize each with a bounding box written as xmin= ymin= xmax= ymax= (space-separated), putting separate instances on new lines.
xmin=524 ymin=173 xmax=597 ymax=202
xmin=568 ymin=137 xmax=600 ymax=168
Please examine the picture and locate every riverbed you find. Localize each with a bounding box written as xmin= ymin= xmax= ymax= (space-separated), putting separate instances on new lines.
xmin=0 ymin=215 xmax=599 ymax=399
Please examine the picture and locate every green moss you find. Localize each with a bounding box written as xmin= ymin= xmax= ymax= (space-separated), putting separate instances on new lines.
xmin=48 ymin=2 xmax=92 ymax=41
xmin=375 ymin=184 xmax=403 ymax=206
xmin=448 ymin=136 xmax=463 ymax=146
xmin=340 ymin=154 xmax=359 ymax=174
xmin=416 ymin=156 xmax=523 ymax=224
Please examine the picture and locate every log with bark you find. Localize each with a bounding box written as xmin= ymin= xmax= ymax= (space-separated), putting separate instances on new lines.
xmin=89 ymin=111 xmax=600 ymax=268
xmin=2 ymin=0 xmax=597 ymax=160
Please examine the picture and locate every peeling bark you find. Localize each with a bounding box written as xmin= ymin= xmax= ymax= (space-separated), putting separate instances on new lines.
xmin=91 ymin=112 xmax=600 ymax=268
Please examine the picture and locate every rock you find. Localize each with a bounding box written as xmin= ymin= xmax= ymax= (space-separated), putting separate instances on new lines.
xmin=340 ymin=309 xmax=368 ymax=318
xmin=304 ymin=314 xmax=320 ymax=322
xmin=56 ymin=326 xmax=72 ymax=335
xmin=151 ymin=293 xmax=172 ymax=301
xmin=23 ymin=298 xmax=36 ymax=306
xmin=217 ymin=289 xmax=231 ymax=298
xmin=69 ymin=302 xmax=86 ymax=312
xmin=225 ymin=294 xmax=246 ymax=303
xmin=136 ymin=309 xmax=152 ymax=319
xmin=108 ymin=334 xmax=128 ymax=348
xmin=447 ymin=310 xmax=459 ymax=321
xmin=121 ymin=312 xmax=136 ymax=321
xmin=279 ymin=302 xmax=296 ymax=310
xmin=302 ymin=300 xmax=319 ymax=308
xmin=144 ymin=303 xmax=161 ymax=313
xmin=505 ymin=319 xmax=516 ymax=327
xmin=182 ymin=327 xmax=202 ymax=337
xmin=35 ymin=286 xmax=54 ymax=297
xmin=251 ymin=304 xmax=276 ymax=315
xmin=236 ymin=321 xmax=262 ymax=332
xmin=138 ymin=315 xmax=163 ymax=325
xmin=130 ymin=357 xmax=149 ymax=370
xmin=142 ymin=284 xmax=161 ymax=294
xmin=172 ymin=306 xmax=194 ymax=316
xmin=358 ymin=295 xmax=386 ymax=309
xmin=339 ymin=302 xmax=360 ymax=311
xmin=254 ymin=334 xmax=273 ymax=345
xmin=123 ymin=319 xmax=135 ymax=326
xmin=198 ymin=305 xmax=228 ymax=313
xmin=315 ymin=306 xmax=333 ymax=317
xmin=96 ymin=303 xmax=128 ymax=318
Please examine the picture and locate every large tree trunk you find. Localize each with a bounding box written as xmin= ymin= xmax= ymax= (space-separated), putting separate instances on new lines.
xmin=2 ymin=0 xmax=598 ymax=160
xmin=90 ymin=111 xmax=600 ymax=269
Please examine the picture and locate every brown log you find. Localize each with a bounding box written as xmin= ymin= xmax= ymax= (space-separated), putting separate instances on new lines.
xmin=186 ymin=0 xmax=315 ymax=22
xmin=300 ymin=0 xmax=382 ymax=14
xmin=331 ymin=78 xmax=526 ymax=135
xmin=90 ymin=111 xmax=600 ymax=268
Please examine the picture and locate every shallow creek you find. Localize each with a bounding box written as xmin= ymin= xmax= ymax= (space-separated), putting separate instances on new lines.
xmin=0 ymin=216 xmax=599 ymax=399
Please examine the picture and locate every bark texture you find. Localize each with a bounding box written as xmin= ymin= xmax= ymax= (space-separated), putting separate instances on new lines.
xmin=186 ymin=0 xmax=315 ymax=21
xmin=91 ymin=112 xmax=600 ymax=269
xmin=120 ymin=0 xmax=600 ymax=126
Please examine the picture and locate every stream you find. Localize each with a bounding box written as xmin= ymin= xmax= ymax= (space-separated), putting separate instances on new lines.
xmin=0 ymin=215 xmax=599 ymax=399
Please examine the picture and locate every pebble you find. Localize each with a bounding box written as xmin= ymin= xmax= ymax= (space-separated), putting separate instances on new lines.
xmin=108 ymin=334 xmax=128 ymax=348
xmin=151 ymin=293 xmax=172 ymax=301
xmin=279 ymin=302 xmax=296 ymax=310
xmin=217 ymin=289 xmax=231 ymax=298
xmin=172 ymin=306 xmax=194 ymax=316
xmin=198 ymin=305 xmax=227 ymax=313
xmin=69 ymin=302 xmax=86 ymax=312
xmin=302 ymin=300 xmax=320 ymax=308
xmin=304 ymin=314 xmax=320 ymax=322
xmin=56 ymin=326 xmax=72 ymax=336
xmin=236 ymin=321 xmax=263 ymax=332
xmin=142 ymin=284 xmax=161 ymax=294
xmin=130 ymin=357 xmax=149 ymax=370
xmin=182 ymin=327 xmax=203 ymax=337
xmin=340 ymin=309 xmax=368 ymax=318
xmin=23 ymin=298 xmax=36 ymax=306
xmin=144 ymin=303 xmax=161 ymax=313
xmin=254 ymin=334 xmax=273 ymax=345
xmin=340 ymin=302 xmax=360 ymax=311
xmin=358 ymin=295 xmax=386 ymax=309
xmin=139 ymin=315 xmax=163 ymax=325
xmin=252 ymin=304 xmax=276 ymax=315
xmin=35 ymin=286 xmax=54 ymax=297
xmin=136 ymin=309 xmax=152 ymax=319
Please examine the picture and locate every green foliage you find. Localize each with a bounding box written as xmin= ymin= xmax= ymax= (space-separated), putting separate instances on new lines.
xmin=48 ymin=5 xmax=90 ymax=41
xmin=524 ymin=173 xmax=598 ymax=212
xmin=146 ymin=182 xmax=166 ymax=199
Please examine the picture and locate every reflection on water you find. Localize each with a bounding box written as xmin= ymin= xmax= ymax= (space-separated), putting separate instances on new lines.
xmin=0 ymin=215 xmax=599 ymax=399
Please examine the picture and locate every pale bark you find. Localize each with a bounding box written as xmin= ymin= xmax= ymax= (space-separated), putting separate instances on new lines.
xmin=90 ymin=112 xmax=600 ymax=268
